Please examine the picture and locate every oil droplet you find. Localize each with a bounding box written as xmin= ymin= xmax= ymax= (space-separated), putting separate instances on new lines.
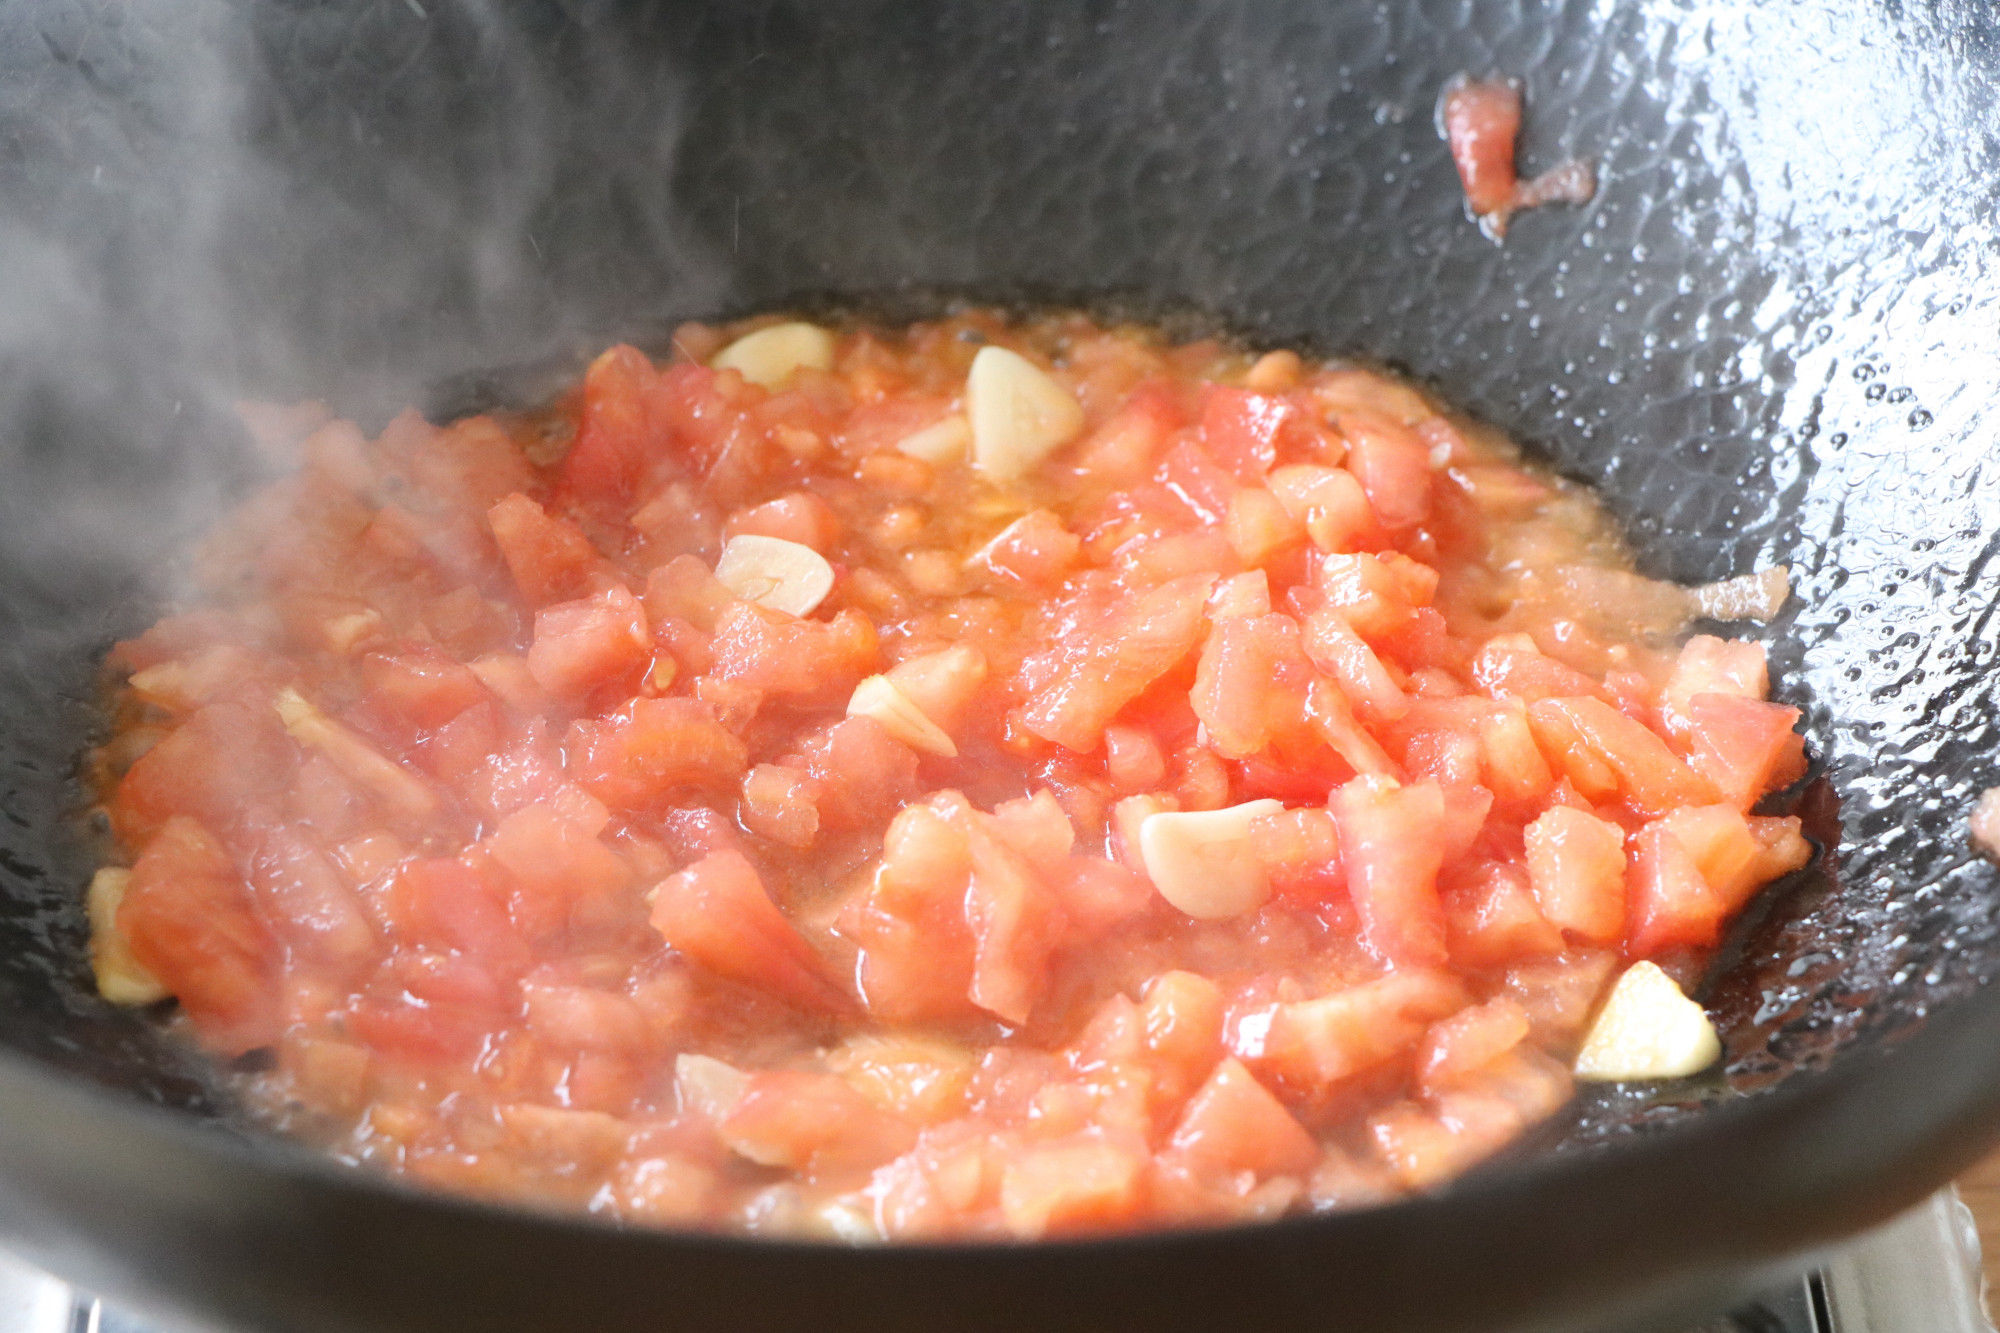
xmin=1909 ymin=408 xmax=1934 ymax=429
xmin=1865 ymin=383 xmax=1887 ymax=402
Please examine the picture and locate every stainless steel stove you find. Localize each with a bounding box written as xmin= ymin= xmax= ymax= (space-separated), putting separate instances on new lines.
xmin=0 ymin=1192 xmax=1989 ymax=1331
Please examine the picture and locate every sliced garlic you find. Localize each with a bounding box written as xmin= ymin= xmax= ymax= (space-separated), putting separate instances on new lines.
xmin=675 ymin=1052 xmax=750 ymax=1123
xmin=965 ymin=346 xmax=1085 ymax=482
xmin=87 ymin=868 xmax=167 ymax=1006
xmin=275 ymin=688 xmax=440 ymax=820
xmin=815 ymin=1197 xmax=882 ymax=1244
xmin=1572 ymin=961 xmax=1721 ymax=1082
xmin=847 ymin=674 xmax=957 ymax=757
xmin=896 ymin=414 xmax=973 ymax=466
xmin=714 ymin=534 xmax=836 ymax=617
xmin=711 ymin=322 xmax=836 ymax=389
xmin=1138 ymin=799 xmax=1284 ymax=920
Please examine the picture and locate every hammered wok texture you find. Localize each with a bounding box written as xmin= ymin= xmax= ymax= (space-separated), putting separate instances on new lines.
xmin=0 ymin=1 xmax=1998 ymax=1330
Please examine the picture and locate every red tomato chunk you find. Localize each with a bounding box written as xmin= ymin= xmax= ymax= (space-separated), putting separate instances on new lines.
xmin=91 ymin=311 xmax=1809 ymax=1239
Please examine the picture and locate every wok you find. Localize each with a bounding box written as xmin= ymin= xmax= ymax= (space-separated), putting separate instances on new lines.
xmin=0 ymin=1 xmax=1997 ymax=1329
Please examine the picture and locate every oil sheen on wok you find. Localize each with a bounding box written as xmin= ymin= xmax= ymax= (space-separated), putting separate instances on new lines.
xmin=87 ymin=311 xmax=1809 ymax=1240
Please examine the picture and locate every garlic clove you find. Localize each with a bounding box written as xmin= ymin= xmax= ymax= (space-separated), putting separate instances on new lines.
xmin=675 ymin=1052 xmax=750 ymax=1123
xmin=1572 ymin=960 xmax=1721 ymax=1082
xmin=896 ymin=414 xmax=973 ymax=465
xmin=1138 ymin=799 xmax=1285 ymax=920
xmin=87 ymin=867 xmax=168 ymax=1006
xmin=714 ymin=534 xmax=836 ymax=617
xmin=711 ymin=322 xmax=836 ymax=389
xmin=966 ymin=346 xmax=1085 ymax=482
xmin=847 ymin=674 xmax=957 ymax=757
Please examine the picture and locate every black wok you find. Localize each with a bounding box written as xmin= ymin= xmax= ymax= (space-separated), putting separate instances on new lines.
xmin=1 ymin=1 xmax=1998 ymax=1329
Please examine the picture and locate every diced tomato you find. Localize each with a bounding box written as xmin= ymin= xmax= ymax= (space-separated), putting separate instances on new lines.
xmin=722 ymin=492 xmax=840 ymax=552
xmin=997 ymin=1134 xmax=1149 ymax=1239
xmin=1661 ymin=634 xmax=1769 ymax=733
xmin=1528 ymin=696 xmax=1716 ymax=816
xmin=1685 ymin=693 xmax=1807 ymax=810
xmin=1333 ymin=776 xmax=1451 ymax=968
xmin=649 ymin=850 xmax=846 ymax=1013
xmin=1199 ymin=385 xmax=1300 ymax=482
xmin=360 ymin=643 xmax=492 ymax=734
xmin=1501 ymin=951 xmax=1620 ymax=1054
xmin=347 ymin=948 xmax=514 ymax=1064
xmin=720 ymin=1069 xmax=914 ymax=1174
xmin=1189 ymin=613 xmax=1313 ymax=759
xmin=1625 ymin=804 xmax=1779 ymax=957
xmin=119 ymin=817 xmax=283 ymax=1054
xmin=487 ymin=493 xmax=606 ymax=605
xmin=739 ymin=763 xmax=823 ymax=849
xmin=1747 ymin=814 xmax=1813 ymax=884
xmin=1338 ymin=414 xmax=1432 ymax=530
xmin=1476 ymin=700 xmax=1557 ymax=804
xmin=1522 ymin=805 xmax=1627 ymax=943
xmin=485 ymin=799 xmax=634 ymax=945
xmin=962 ymin=822 xmax=1069 ymax=1027
xmin=1469 ymin=637 xmax=1603 ymax=703
xmin=971 ymin=509 xmax=1083 ymax=588
xmin=557 ymin=344 xmax=660 ymax=509
xmin=1312 ymin=552 xmax=1438 ymax=640
xmin=389 ymin=856 xmax=531 ymax=977
xmin=526 ymin=584 xmax=651 ymax=707
xmin=1441 ymin=862 xmax=1564 ymax=966
xmin=1163 ymin=1057 xmax=1318 ymax=1180
xmin=706 ymin=602 xmax=878 ymax=702
xmin=569 ymin=697 xmax=747 ymax=811
xmin=1302 ymin=606 xmax=1410 ymax=721
xmin=92 ymin=310 xmax=1817 ymax=1237
xmin=113 ymin=700 xmax=296 ymax=844
xmin=1016 ymin=572 xmax=1214 ymax=753
xmin=1251 ymin=969 xmax=1467 ymax=1090
xmin=1415 ymin=997 xmax=1530 ymax=1097
xmin=247 ymin=829 xmax=381 ymax=979
xmin=792 ymin=716 xmax=921 ymax=831
xmin=1155 ymin=438 xmax=1242 ymax=526
xmin=1067 ymin=377 xmax=1185 ymax=485
xmin=1269 ymin=464 xmax=1376 ymax=552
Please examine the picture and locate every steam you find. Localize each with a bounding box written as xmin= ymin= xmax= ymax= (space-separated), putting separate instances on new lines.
xmin=0 ymin=0 xmax=729 ymax=609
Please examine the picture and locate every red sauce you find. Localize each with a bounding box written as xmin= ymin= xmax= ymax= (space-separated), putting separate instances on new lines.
xmin=92 ymin=312 xmax=1808 ymax=1239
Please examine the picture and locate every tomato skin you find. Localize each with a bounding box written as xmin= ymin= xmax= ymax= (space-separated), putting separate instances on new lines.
xmin=1442 ymin=78 xmax=1522 ymax=216
xmin=119 ymin=817 xmax=284 ymax=1055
